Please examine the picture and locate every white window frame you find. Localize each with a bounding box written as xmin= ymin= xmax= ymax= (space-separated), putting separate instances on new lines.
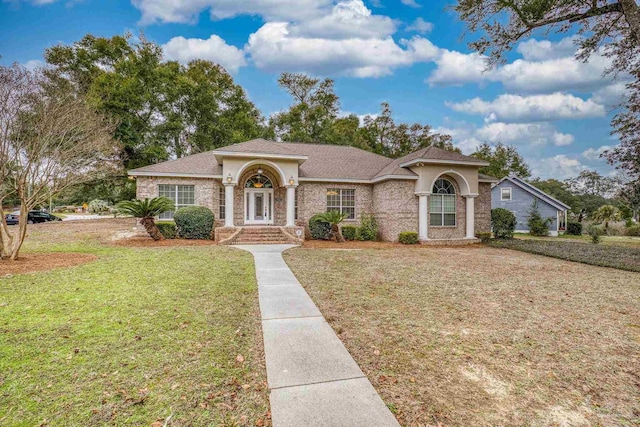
xmin=219 ymin=186 xmax=226 ymax=220
xmin=501 ymin=187 xmax=512 ymax=201
xmin=430 ymin=178 xmax=456 ymax=227
xmin=158 ymin=184 xmax=195 ymax=220
xmin=326 ymin=188 xmax=356 ymax=220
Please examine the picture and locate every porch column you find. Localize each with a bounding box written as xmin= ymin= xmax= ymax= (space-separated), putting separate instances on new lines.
xmin=286 ymin=185 xmax=297 ymax=227
xmin=417 ymin=193 xmax=429 ymax=241
xmin=464 ymin=195 xmax=477 ymax=239
xmin=224 ymin=183 xmax=235 ymax=228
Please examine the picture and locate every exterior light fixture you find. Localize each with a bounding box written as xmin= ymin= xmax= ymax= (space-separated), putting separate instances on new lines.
xmin=257 ymin=168 xmax=263 ymax=175
xmin=227 ymin=173 xmax=232 ymax=183
xmin=289 ymin=176 xmax=295 ymax=185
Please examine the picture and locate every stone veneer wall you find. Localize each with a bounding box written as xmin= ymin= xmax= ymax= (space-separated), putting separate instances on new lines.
xmin=372 ymin=179 xmax=418 ymax=242
xmin=296 ymin=182 xmax=374 ymax=227
xmin=427 ymin=174 xmax=466 ymax=240
xmin=135 ymin=176 xmax=220 ymax=216
xmin=475 ymin=182 xmax=492 ymax=233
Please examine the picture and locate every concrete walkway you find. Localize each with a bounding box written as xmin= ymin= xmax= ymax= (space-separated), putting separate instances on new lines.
xmin=236 ymin=244 xmax=400 ymax=427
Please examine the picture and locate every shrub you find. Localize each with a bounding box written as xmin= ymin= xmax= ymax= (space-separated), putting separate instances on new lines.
xmin=625 ymin=218 xmax=634 ymax=228
xmin=625 ymin=224 xmax=640 ymax=237
xmin=565 ymin=221 xmax=582 ymax=236
xmin=527 ymin=201 xmax=552 ymax=236
xmin=475 ymin=232 xmax=491 ymax=243
xmin=156 ymin=222 xmax=177 ymax=239
xmin=398 ymin=231 xmax=419 ymax=244
xmin=341 ymin=225 xmax=358 ymax=241
xmin=357 ymin=213 xmax=378 ymax=241
xmin=173 ymin=206 xmax=214 ymax=239
xmin=309 ymin=214 xmax=332 ymax=240
xmin=491 ymin=208 xmax=517 ymax=239
xmin=88 ymin=199 xmax=110 ymax=214
xmin=587 ymin=224 xmax=604 ymax=244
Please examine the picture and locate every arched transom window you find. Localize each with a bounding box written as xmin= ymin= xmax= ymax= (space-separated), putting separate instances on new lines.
xmin=245 ymin=174 xmax=273 ymax=188
xmin=430 ymin=178 xmax=456 ymax=226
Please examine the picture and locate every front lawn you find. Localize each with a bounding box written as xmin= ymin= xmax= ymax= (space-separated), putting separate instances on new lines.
xmin=489 ymin=238 xmax=640 ymax=272
xmin=0 ymin=220 xmax=269 ymax=426
xmin=284 ymin=246 xmax=640 ymax=426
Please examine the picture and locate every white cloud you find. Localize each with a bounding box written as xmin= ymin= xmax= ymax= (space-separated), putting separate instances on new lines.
xmin=400 ymin=0 xmax=421 ymax=7
xmin=406 ymin=17 xmax=433 ymax=34
xmin=23 ymin=59 xmax=44 ymax=70
xmin=427 ymin=49 xmax=489 ymax=86
xmin=530 ymin=155 xmax=586 ymax=180
xmin=582 ymin=145 xmax=613 ymax=160
xmin=591 ymin=82 xmax=629 ymax=107
xmin=476 ymin=122 xmax=574 ymax=147
xmin=516 ymin=37 xmax=578 ymax=61
xmin=132 ymin=0 xmax=332 ymax=24
xmin=162 ymin=35 xmax=247 ymax=73
xmin=289 ymin=0 xmax=397 ymax=39
xmin=447 ymin=93 xmax=606 ymax=122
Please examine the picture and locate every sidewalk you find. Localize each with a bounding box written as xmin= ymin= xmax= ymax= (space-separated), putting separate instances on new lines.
xmin=236 ymin=244 xmax=400 ymax=427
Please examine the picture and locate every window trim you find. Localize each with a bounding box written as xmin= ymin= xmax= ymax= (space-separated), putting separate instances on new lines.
xmin=158 ymin=184 xmax=195 ymax=220
xmin=501 ymin=187 xmax=512 ymax=201
xmin=219 ymin=186 xmax=226 ymax=220
xmin=430 ymin=178 xmax=456 ymax=228
xmin=326 ymin=188 xmax=356 ymax=220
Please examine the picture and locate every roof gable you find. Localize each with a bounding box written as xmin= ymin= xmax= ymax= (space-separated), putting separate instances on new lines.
xmin=496 ymin=175 xmax=571 ymax=210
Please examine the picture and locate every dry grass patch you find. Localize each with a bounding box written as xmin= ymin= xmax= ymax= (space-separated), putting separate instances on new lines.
xmin=0 ymin=252 xmax=97 ymax=276
xmin=284 ymin=246 xmax=640 ymax=426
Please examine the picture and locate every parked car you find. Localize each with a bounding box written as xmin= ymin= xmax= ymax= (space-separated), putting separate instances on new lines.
xmin=4 ymin=211 xmax=62 ymax=225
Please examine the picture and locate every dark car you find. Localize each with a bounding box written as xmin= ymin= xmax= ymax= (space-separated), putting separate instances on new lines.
xmin=4 ymin=211 xmax=62 ymax=225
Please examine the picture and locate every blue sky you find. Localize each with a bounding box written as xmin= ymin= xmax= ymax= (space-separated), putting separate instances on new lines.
xmin=0 ymin=0 xmax=625 ymax=179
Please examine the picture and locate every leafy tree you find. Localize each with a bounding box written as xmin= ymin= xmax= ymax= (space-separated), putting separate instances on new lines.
xmin=616 ymin=176 xmax=640 ymax=220
xmin=454 ymin=0 xmax=640 ymax=182
xmin=528 ymin=178 xmax=576 ymax=208
xmin=527 ymin=200 xmax=552 ymax=236
xmin=316 ymin=210 xmax=348 ymax=243
xmin=471 ymin=142 xmax=531 ymax=179
xmin=567 ymin=170 xmax=619 ymax=197
xmin=0 ymin=64 xmax=119 ymax=260
xmin=116 ymin=197 xmax=175 ymax=241
xmin=591 ymin=204 xmax=622 ymax=232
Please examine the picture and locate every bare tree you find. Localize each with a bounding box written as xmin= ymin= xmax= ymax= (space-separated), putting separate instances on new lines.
xmin=0 ymin=64 xmax=119 ymax=260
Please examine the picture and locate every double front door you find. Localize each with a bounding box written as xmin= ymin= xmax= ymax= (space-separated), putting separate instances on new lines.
xmin=245 ymin=189 xmax=273 ymax=225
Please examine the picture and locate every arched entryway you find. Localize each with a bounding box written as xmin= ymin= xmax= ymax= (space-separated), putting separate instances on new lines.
xmin=244 ymin=172 xmax=274 ymax=225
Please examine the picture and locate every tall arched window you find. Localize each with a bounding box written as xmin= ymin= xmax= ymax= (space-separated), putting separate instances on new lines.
xmin=245 ymin=174 xmax=273 ymax=188
xmin=430 ymin=178 xmax=456 ymax=226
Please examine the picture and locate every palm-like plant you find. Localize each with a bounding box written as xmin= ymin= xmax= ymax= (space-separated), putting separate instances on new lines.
xmin=116 ymin=197 xmax=175 ymax=241
xmin=316 ymin=210 xmax=348 ymax=243
xmin=591 ymin=204 xmax=622 ymax=233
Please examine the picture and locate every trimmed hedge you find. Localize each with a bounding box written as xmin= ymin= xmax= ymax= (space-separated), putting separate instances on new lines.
xmin=341 ymin=225 xmax=358 ymax=241
xmin=156 ymin=221 xmax=177 ymax=239
xmin=357 ymin=213 xmax=378 ymax=241
xmin=398 ymin=231 xmax=419 ymax=245
xmin=309 ymin=214 xmax=332 ymax=240
xmin=475 ymin=232 xmax=491 ymax=243
xmin=174 ymin=206 xmax=214 ymax=239
xmin=566 ymin=221 xmax=582 ymax=236
xmin=491 ymin=208 xmax=517 ymax=239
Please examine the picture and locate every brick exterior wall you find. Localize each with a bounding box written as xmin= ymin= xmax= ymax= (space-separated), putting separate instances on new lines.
xmin=296 ymin=182 xmax=374 ymax=227
xmin=135 ymin=176 xmax=220 ymax=217
xmin=373 ymin=180 xmax=418 ymax=242
xmin=475 ymin=182 xmax=492 ymax=233
xmin=427 ymin=175 xmax=466 ymax=240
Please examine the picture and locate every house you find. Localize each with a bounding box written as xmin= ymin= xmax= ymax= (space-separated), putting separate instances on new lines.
xmin=491 ymin=175 xmax=570 ymax=236
xmin=128 ymin=139 xmax=499 ymax=244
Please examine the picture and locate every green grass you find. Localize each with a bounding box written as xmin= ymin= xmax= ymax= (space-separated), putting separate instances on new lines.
xmin=0 ymin=224 xmax=269 ymax=426
xmin=488 ymin=237 xmax=640 ymax=272
xmin=516 ymin=233 xmax=640 ymax=248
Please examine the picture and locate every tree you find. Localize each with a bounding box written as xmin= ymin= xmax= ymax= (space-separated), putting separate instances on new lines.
xmin=316 ymin=210 xmax=348 ymax=243
xmin=527 ymin=200 xmax=552 ymax=236
xmin=567 ymin=170 xmax=619 ymax=197
xmin=0 ymin=64 xmax=119 ymax=260
xmin=116 ymin=197 xmax=175 ymax=241
xmin=454 ymin=0 xmax=640 ymax=181
xmin=617 ymin=179 xmax=640 ymax=220
xmin=528 ymin=178 xmax=576 ymax=208
xmin=591 ymin=204 xmax=622 ymax=232
xmin=471 ymin=142 xmax=531 ymax=179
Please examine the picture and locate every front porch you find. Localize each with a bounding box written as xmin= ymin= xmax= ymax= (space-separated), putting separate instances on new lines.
xmin=215 ymin=226 xmax=304 ymax=245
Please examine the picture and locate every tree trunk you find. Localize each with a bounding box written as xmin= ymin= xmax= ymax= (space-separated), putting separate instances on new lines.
xmin=620 ymin=0 xmax=640 ymax=42
xmin=141 ymin=217 xmax=164 ymax=241
xmin=332 ymin=224 xmax=345 ymax=243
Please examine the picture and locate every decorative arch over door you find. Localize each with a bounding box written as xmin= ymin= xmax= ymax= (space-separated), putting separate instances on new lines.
xmin=244 ymin=173 xmax=274 ymax=225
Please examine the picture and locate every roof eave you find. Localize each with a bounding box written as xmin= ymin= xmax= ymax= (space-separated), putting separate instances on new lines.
xmin=213 ymin=150 xmax=309 ymax=164
xmin=399 ymin=158 xmax=490 ymax=168
xmin=128 ymin=171 xmax=223 ymax=179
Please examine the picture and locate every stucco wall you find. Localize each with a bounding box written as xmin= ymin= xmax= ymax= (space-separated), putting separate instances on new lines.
xmin=135 ymin=176 xmax=220 ymax=217
xmin=475 ymin=182 xmax=492 ymax=233
xmin=372 ymin=179 xmax=418 ymax=242
xmin=296 ymin=182 xmax=374 ymax=226
xmin=410 ymin=164 xmax=480 ymax=195
xmin=492 ymin=180 xmax=559 ymax=232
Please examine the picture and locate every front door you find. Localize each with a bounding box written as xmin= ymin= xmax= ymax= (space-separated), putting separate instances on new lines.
xmin=245 ymin=189 xmax=273 ymax=225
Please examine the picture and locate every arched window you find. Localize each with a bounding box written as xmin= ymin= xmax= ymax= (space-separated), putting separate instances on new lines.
xmin=245 ymin=174 xmax=273 ymax=188
xmin=430 ymin=178 xmax=456 ymax=226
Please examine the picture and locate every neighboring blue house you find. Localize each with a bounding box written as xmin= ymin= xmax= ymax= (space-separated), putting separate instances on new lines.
xmin=491 ymin=175 xmax=571 ymax=236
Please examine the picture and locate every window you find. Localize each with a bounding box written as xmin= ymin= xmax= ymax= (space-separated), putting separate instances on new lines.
xmin=501 ymin=187 xmax=512 ymax=201
xmin=430 ymin=178 xmax=456 ymax=227
xmin=294 ymin=190 xmax=299 ymax=220
xmin=326 ymin=188 xmax=355 ymax=220
xmin=219 ymin=186 xmax=226 ymax=220
xmin=158 ymin=184 xmax=195 ymax=220
xmin=245 ymin=175 xmax=272 ymax=188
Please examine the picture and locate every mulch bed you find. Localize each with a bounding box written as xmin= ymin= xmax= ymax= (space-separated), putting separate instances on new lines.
xmin=0 ymin=252 xmax=97 ymax=276
xmin=112 ymin=237 xmax=218 ymax=247
xmin=302 ymin=240 xmax=406 ymax=249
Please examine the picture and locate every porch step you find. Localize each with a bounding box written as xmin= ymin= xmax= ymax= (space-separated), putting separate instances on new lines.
xmin=233 ymin=227 xmax=292 ymax=245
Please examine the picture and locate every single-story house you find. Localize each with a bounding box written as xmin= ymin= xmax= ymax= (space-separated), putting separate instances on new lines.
xmin=491 ymin=175 xmax=570 ymax=236
xmin=128 ymin=139 xmax=499 ymax=244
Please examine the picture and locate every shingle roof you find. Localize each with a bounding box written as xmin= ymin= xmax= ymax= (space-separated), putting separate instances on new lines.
xmin=479 ymin=173 xmax=499 ymax=182
xmin=129 ymin=139 xmax=486 ymax=182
